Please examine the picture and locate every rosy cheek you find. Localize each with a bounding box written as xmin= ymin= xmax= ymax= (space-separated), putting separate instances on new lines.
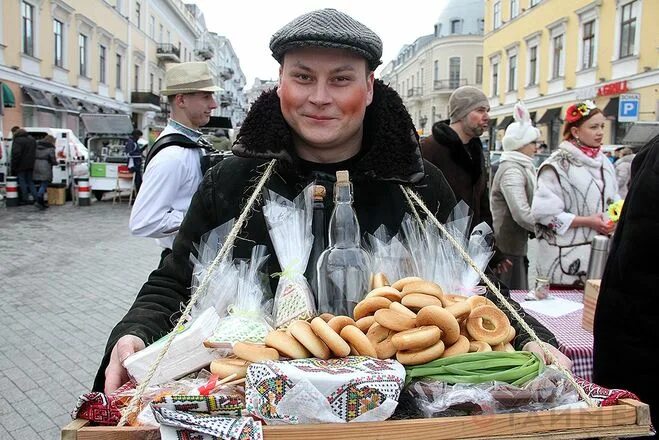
xmin=339 ymin=91 xmax=368 ymax=116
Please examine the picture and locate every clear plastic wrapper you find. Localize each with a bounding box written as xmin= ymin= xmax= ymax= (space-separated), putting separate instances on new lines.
xmin=363 ymin=225 xmax=416 ymax=284
xmin=396 ymin=367 xmax=580 ymax=419
xmin=262 ymin=185 xmax=316 ymax=328
xmin=401 ymin=201 xmax=494 ymax=295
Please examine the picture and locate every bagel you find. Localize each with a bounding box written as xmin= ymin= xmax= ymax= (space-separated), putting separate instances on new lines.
xmin=441 ymin=335 xmax=471 ymax=358
xmin=396 ymin=340 xmax=445 ymax=365
xmin=492 ymin=342 xmax=515 ymax=352
xmin=233 ymin=342 xmax=280 ymax=363
xmin=390 ymin=302 xmax=417 ymax=319
xmin=319 ymin=313 xmax=335 ymax=323
xmin=391 ymin=276 xmax=424 ymax=292
xmin=466 ymin=295 xmax=496 ymax=309
xmin=440 ymin=294 xmax=469 ymax=308
xmin=466 ymin=305 xmax=511 ymax=346
xmin=446 ymin=300 xmax=472 ymax=321
xmin=371 ymin=272 xmax=390 ymax=289
xmin=355 ymin=315 xmax=376 ymax=333
xmin=391 ymin=326 xmax=441 ymax=351
xmin=210 ymin=358 xmax=250 ymax=379
xmin=416 ymin=305 xmax=461 ymax=345
xmin=366 ymin=324 xmax=397 ymax=359
xmin=327 ymin=315 xmax=356 ymax=333
xmin=504 ymin=325 xmax=516 ymax=344
xmin=288 ymin=320 xmax=331 ymax=359
xmin=340 ymin=325 xmax=377 ymax=358
xmin=265 ymin=330 xmax=311 ymax=359
xmin=365 ymin=286 xmax=403 ymax=302
xmin=401 ymin=280 xmax=444 ymax=300
xmin=401 ymin=293 xmax=443 ymax=310
xmin=469 ymin=340 xmax=492 ymax=352
xmin=310 ymin=317 xmax=351 ymax=357
xmin=373 ymin=308 xmax=416 ymax=332
xmin=353 ymin=297 xmax=392 ymax=321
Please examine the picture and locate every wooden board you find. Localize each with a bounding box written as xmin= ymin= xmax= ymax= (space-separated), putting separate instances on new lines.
xmin=61 ymin=399 xmax=652 ymax=440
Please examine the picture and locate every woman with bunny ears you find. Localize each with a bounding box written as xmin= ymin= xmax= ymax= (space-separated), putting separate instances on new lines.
xmin=490 ymin=101 xmax=541 ymax=289
xmin=531 ymin=101 xmax=619 ymax=288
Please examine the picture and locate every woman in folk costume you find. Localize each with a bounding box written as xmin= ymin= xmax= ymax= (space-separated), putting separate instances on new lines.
xmin=531 ymin=101 xmax=619 ymax=288
xmin=490 ymin=101 xmax=540 ymax=289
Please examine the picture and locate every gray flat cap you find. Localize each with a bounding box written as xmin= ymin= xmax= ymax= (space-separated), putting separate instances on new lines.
xmin=270 ymin=8 xmax=383 ymax=70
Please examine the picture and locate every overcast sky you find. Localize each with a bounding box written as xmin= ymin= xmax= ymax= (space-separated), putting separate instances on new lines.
xmin=195 ymin=1 xmax=449 ymax=88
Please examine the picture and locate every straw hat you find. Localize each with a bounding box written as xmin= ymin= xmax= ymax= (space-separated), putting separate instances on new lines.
xmin=161 ymin=62 xmax=223 ymax=96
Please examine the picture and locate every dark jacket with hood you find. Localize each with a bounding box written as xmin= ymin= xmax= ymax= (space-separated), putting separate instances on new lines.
xmin=10 ymin=129 xmax=37 ymax=173
xmin=93 ymin=81 xmax=555 ymax=391
xmin=33 ymin=140 xmax=57 ymax=182
xmin=593 ymin=134 xmax=659 ymax=428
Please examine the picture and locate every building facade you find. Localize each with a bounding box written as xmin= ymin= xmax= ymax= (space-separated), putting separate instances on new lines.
xmin=0 ymin=0 xmax=247 ymax=141
xmin=483 ymin=0 xmax=658 ymax=150
xmin=381 ymin=0 xmax=485 ymax=137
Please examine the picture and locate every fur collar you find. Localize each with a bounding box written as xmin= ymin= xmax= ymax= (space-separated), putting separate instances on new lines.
xmin=430 ymin=121 xmax=484 ymax=183
xmin=232 ymin=80 xmax=425 ymax=184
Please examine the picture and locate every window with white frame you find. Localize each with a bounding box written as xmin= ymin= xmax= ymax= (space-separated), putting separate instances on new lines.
xmin=491 ymin=59 xmax=499 ymax=96
xmin=582 ymin=20 xmax=595 ymax=69
xmin=54 ymin=19 xmax=64 ymax=67
xmin=449 ymin=57 xmax=461 ymax=88
xmin=493 ymin=2 xmax=502 ymax=29
xmin=79 ymin=34 xmax=88 ymax=77
xmin=149 ymin=16 xmax=155 ymax=39
xmin=476 ymin=57 xmax=483 ymax=84
xmin=116 ymin=53 xmax=122 ymax=89
xmin=528 ymin=45 xmax=538 ymax=85
xmin=510 ymin=0 xmax=519 ymax=19
xmin=619 ymin=1 xmax=637 ymax=58
xmin=159 ymin=24 xmax=163 ymax=43
xmin=134 ymin=64 xmax=139 ymax=91
xmin=99 ymin=45 xmax=107 ymax=83
xmin=149 ymin=73 xmax=154 ymax=93
xmin=450 ymin=19 xmax=462 ymax=34
xmin=551 ymin=34 xmax=564 ymax=78
xmin=434 ymin=60 xmax=439 ymax=82
xmin=22 ymin=1 xmax=34 ymax=56
xmin=508 ymin=54 xmax=517 ymax=91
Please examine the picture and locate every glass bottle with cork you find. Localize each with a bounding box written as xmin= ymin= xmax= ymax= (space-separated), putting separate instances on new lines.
xmin=316 ymin=170 xmax=371 ymax=316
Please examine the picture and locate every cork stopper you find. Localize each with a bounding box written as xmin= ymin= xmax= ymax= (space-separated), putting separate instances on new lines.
xmin=312 ymin=185 xmax=326 ymax=201
xmin=336 ymin=170 xmax=350 ymax=183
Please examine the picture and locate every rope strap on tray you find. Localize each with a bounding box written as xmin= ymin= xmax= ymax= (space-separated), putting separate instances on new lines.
xmin=400 ymin=185 xmax=595 ymax=407
xmin=118 ymin=160 xmax=277 ymax=426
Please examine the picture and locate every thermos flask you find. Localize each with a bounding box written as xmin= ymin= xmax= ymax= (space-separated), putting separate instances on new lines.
xmin=586 ymin=235 xmax=610 ymax=280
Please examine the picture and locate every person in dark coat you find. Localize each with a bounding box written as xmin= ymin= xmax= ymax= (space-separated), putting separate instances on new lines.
xmin=94 ymin=8 xmax=566 ymax=394
xmin=32 ymin=134 xmax=58 ymax=209
xmin=593 ymin=134 xmax=659 ymax=430
xmin=124 ymin=129 xmax=144 ymax=193
xmin=421 ymin=86 xmax=511 ymax=274
xmin=10 ymin=128 xmax=38 ymax=204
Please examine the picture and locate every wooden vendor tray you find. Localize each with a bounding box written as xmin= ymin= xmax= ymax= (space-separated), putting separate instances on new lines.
xmin=62 ymin=398 xmax=652 ymax=440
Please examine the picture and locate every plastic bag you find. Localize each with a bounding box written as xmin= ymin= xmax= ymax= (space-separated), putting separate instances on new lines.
xmin=396 ymin=367 xmax=580 ymax=419
xmin=363 ymin=225 xmax=415 ymax=286
xmin=262 ymin=185 xmax=316 ymax=328
xmin=401 ymin=201 xmax=494 ymax=295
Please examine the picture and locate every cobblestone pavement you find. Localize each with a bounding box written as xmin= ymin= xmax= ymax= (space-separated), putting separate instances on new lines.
xmin=0 ymin=199 xmax=161 ymax=440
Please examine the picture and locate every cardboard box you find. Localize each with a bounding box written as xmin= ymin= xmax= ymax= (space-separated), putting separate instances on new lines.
xmin=47 ymin=186 xmax=66 ymax=206
xmin=582 ymin=279 xmax=601 ymax=332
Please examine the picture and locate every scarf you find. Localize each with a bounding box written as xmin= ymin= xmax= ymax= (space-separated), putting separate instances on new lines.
xmin=571 ymin=140 xmax=601 ymax=159
xmin=500 ymin=150 xmax=537 ymax=187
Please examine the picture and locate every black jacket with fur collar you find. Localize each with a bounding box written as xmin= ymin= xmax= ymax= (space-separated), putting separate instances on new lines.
xmin=93 ymin=80 xmax=457 ymax=390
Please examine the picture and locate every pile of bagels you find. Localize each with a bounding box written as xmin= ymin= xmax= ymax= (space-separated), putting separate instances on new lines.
xmin=210 ymin=275 xmax=517 ymax=379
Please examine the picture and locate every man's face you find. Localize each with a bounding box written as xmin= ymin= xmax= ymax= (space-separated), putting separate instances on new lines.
xmin=277 ymin=47 xmax=374 ymax=159
xmin=178 ymin=92 xmax=218 ymax=128
xmin=463 ymin=106 xmax=490 ymax=138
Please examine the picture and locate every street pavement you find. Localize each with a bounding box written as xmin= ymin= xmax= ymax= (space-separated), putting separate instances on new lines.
xmin=0 ymin=199 xmax=161 ymax=440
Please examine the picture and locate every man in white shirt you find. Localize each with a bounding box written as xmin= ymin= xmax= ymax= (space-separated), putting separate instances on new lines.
xmin=129 ymin=62 xmax=220 ymax=264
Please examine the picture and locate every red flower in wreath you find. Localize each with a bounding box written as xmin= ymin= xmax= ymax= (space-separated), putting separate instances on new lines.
xmin=565 ymin=100 xmax=597 ymax=124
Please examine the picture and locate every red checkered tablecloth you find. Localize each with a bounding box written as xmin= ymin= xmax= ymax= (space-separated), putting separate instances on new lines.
xmin=510 ymin=290 xmax=594 ymax=381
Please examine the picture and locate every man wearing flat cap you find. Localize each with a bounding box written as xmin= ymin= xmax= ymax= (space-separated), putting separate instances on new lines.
xmin=128 ymin=61 xmax=220 ymax=265
xmin=94 ymin=9 xmax=563 ymax=394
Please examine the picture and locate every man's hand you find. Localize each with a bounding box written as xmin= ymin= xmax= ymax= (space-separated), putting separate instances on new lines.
xmin=104 ymin=335 xmax=145 ymax=395
xmin=495 ymin=258 xmax=513 ymax=274
xmin=523 ymin=341 xmax=573 ymax=370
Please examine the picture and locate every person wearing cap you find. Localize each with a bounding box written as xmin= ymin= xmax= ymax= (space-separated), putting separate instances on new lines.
xmin=128 ymin=61 xmax=220 ymax=263
xmin=531 ymin=101 xmax=619 ymax=288
xmin=489 ymin=101 xmax=540 ymax=290
xmin=420 ymin=86 xmax=512 ymax=275
xmin=93 ymin=9 xmax=566 ymax=394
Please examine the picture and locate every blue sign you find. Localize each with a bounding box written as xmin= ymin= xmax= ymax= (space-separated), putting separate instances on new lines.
xmin=618 ymin=94 xmax=640 ymax=122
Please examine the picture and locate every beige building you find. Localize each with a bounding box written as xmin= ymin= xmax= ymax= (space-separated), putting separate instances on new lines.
xmin=0 ymin=0 xmax=247 ymax=141
xmin=483 ymin=0 xmax=658 ymax=150
xmin=381 ymin=0 xmax=485 ymax=136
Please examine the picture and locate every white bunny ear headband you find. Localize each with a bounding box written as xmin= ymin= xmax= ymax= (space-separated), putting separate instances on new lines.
xmin=513 ymin=100 xmax=531 ymax=126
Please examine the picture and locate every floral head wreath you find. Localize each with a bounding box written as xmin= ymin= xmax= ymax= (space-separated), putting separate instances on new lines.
xmin=565 ymin=100 xmax=598 ymax=124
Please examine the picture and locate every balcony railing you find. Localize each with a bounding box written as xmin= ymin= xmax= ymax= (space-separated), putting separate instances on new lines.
xmin=131 ymin=91 xmax=160 ymax=107
xmin=433 ymin=78 xmax=468 ymax=91
xmin=406 ymin=87 xmax=423 ymax=97
xmin=156 ymin=43 xmax=181 ymax=62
